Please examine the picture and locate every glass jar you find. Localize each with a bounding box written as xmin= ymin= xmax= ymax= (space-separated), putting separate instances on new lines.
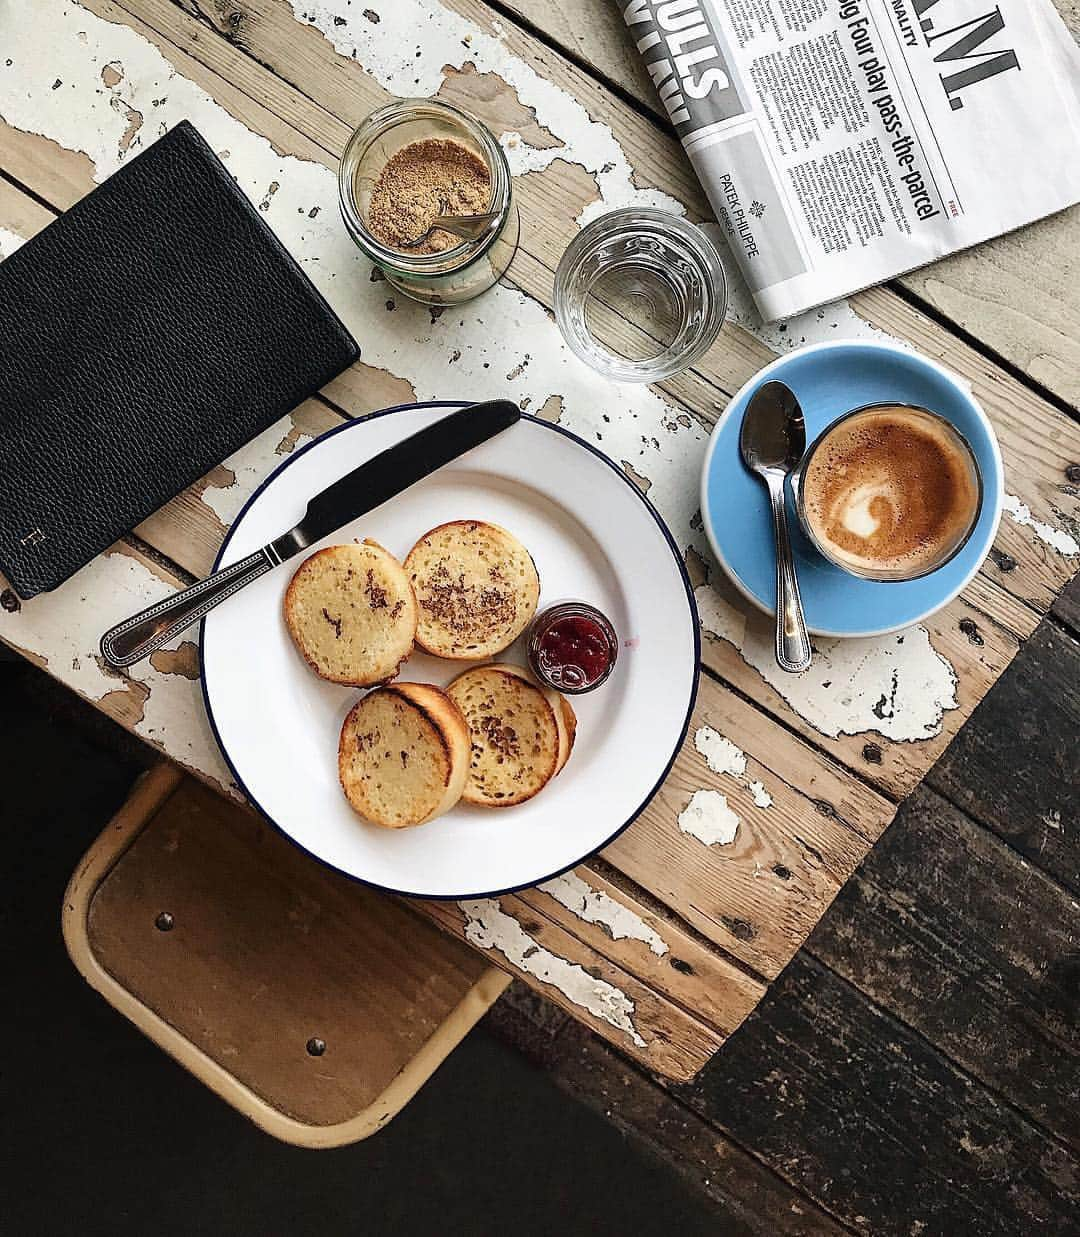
xmin=338 ymin=99 xmax=519 ymax=306
xmin=526 ymin=601 xmax=619 ymax=695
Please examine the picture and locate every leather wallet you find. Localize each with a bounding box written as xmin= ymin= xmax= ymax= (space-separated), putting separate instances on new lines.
xmin=0 ymin=120 xmax=360 ymax=598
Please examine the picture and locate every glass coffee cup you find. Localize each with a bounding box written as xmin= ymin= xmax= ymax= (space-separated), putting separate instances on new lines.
xmin=792 ymin=403 xmax=984 ymax=582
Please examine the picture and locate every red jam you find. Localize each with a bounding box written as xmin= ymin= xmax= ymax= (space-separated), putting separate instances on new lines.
xmin=527 ymin=602 xmax=618 ymax=694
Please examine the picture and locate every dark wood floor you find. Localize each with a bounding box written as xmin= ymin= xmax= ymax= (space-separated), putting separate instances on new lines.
xmin=488 ymin=572 xmax=1080 ymax=1236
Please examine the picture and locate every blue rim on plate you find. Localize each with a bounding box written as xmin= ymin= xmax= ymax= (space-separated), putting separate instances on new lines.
xmin=701 ymin=341 xmax=1005 ymax=639
xmin=199 ymin=400 xmax=700 ymax=901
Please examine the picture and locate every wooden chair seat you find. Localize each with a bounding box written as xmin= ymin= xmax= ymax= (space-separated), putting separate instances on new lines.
xmin=62 ymin=765 xmax=508 ymax=1148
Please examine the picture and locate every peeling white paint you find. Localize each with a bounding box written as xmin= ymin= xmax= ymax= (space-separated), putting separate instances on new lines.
xmin=695 ymin=584 xmax=959 ymax=741
xmin=200 ymin=418 xmax=313 ymax=527
xmin=293 ymin=0 xmax=682 ymax=227
xmin=749 ymin=780 xmax=773 ymax=808
xmin=538 ymin=872 xmax=668 ymax=957
xmin=0 ymin=226 xmax=25 ymax=257
xmin=693 ymin=725 xmax=746 ymax=777
xmin=459 ymin=898 xmax=647 ymax=1046
xmin=678 ymin=789 xmax=740 ymax=846
xmin=499 ymin=130 xmax=562 ymax=177
xmin=0 ymin=550 xmax=235 ymax=791
xmin=1003 ymin=493 xmax=1079 ymax=557
xmin=692 ymin=724 xmax=775 ymax=808
xmin=694 ymin=583 xmax=748 ymax=648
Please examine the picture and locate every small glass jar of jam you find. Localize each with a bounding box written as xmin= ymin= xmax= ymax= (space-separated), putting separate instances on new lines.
xmin=527 ymin=602 xmax=618 ymax=694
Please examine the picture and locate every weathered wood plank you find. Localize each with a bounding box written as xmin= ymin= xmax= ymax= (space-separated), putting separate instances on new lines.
xmin=498 ymin=0 xmax=658 ymax=106
xmin=602 ymin=676 xmax=895 ymax=978
xmin=0 ymin=118 xmax=97 ymax=207
xmin=677 ymin=954 xmax=1080 ymax=1236
xmin=901 ymin=207 xmax=1080 ymax=413
xmin=0 ymin=170 xmax=54 ymax=236
xmin=506 ymin=0 xmax=1080 ymax=412
xmin=927 ymin=621 xmax=1080 ymax=893
xmin=808 ymin=784 xmax=1080 ymax=1151
xmin=515 ymin=865 xmax=768 ymax=1037
xmin=1052 ymin=566 xmax=1080 ymax=634
xmin=696 ymin=567 xmax=1033 ymax=800
xmin=534 ymin=1025 xmax=854 ymax=1236
xmin=897 ymin=0 xmax=1080 ymax=410
xmin=417 ymin=895 xmax=725 ymax=1081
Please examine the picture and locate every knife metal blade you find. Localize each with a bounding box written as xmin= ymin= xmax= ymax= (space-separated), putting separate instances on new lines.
xmin=100 ymin=399 xmax=522 ymax=667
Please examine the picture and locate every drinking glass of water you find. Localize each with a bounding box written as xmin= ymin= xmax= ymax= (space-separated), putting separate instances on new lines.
xmin=553 ymin=208 xmax=727 ymax=383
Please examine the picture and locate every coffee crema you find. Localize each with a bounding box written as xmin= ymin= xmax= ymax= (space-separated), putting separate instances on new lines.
xmin=800 ymin=406 xmax=979 ymax=578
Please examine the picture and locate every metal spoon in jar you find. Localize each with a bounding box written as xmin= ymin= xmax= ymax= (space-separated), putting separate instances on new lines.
xmin=740 ymin=380 xmax=812 ymax=673
xmin=398 ymin=209 xmax=503 ymax=249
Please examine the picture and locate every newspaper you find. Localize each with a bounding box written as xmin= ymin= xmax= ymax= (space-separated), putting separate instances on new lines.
xmin=619 ymin=0 xmax=1080 ymax=321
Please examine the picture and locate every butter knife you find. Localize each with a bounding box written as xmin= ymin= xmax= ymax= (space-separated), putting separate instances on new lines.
xmin=100 ymin=400 xmax=521 ymax=668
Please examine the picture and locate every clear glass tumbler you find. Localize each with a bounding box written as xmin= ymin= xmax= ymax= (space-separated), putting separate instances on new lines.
xmin=338 ymin=99 xmax=518 ymax=306
xmin=553 ymin=208 xmax=727 ymax=382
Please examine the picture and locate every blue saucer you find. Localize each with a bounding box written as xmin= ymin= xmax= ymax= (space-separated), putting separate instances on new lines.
xmin=701 ymin=340 xmax=1004 ymax=638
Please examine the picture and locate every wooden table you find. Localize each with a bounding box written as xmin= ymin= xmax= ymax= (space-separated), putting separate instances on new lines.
xmin=1 ymin=0 xmax=1077 ymax=1084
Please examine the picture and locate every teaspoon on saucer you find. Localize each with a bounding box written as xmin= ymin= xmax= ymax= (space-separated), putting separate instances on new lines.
xmin=739 ymin=380 xmax=812 ymax=673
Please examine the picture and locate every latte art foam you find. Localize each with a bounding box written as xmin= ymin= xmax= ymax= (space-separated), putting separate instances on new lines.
xmin=801 ymin=407 xmax=979 ymax=577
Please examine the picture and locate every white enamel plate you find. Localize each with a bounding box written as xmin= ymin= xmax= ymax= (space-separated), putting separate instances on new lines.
xmin=201 ymin=402 xmax=699 ymax=898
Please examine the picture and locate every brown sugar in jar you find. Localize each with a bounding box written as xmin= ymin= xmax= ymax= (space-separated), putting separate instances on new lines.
xmin=339 ymin=99 xmax=519 ymax=305
xmin=367 ymin=138 xmax=491 ymax=255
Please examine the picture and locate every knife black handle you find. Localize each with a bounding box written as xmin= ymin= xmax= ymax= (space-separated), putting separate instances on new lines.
xmin=100 ymin=549 xmax=274 ymax=668
xmin=290 ymin=399 xmax=521 ymax=550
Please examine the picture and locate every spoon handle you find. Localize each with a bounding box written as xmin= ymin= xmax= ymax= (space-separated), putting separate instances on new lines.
xmin=766 ymin=474 xmax=812 ymax=673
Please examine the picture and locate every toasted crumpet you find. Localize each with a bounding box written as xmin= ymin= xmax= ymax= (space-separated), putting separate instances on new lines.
xmin=405 ymin=521 xmax=539 ymax=659
xmin=338 ymin=682 xmax=469 ymax=828
xmin=284 ymin=541 xmax=417 ymax=685
xmin=447 ymin=664 xmax=575 ymax=807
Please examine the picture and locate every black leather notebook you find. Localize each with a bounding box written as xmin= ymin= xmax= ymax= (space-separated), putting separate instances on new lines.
xmin=0 ymin=120 xmax=360 ymax=599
